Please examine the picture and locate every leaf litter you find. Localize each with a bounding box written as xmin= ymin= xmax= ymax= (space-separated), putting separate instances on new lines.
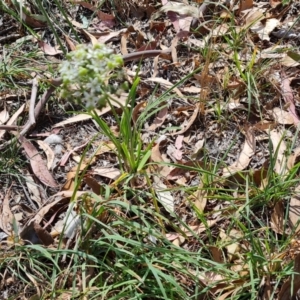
xmin=3 ymin=0 xmax=300 ymax=298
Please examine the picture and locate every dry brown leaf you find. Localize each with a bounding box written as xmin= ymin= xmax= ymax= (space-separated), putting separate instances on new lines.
xmin=182 ymin=219 xmax=218 ymax=236
xmin=278 ymin=253 xmax=300 ymax=300
xmin=243 ymin=9 xmax=265 ymax=28
xmin=287 ymin=147 xmax=300 ymax=170
xmin=171 ymin=103 xmax=199 ymax=136
xmin=53 ymin=93 xmax=128 ymax=128
xmin=173 ymin=135 xmax=184 ymax=160
xmin=239 ymin=0 xmax=253 ymax=12
xmin=98 ymin=29 xmax=126 ymax=44
xmin=189 ymin=181 xmax=207 ymax=213
xmin=281 ymin=54 xmax=300 ymax=67
xmin=22 ymin=13 xmax=47 ymax=28
xmin=251 ymin=18 xmax=279 ymax=41
xmin=269 ymin=0 xmax=281 ymax=7
xmin=0 ymin=186 xmax=15 ymax=235
xmin=19 ymin=136 xmax=58 ymax=188
xmin=167 ymin=160 xmax=202 ymax=180
xmin=63 ymin=34 xmax=77 ymax=51
xmin=153 ymin=176 xmax=174 ymax=213
xmin=132 ymin=101 xmax=147 ymax=124
xmin=92 ymin=167 xmax=121 ymax=180
xmin=272 ymin=107 xmax=294 ymax=125
xmin=81 ymin=29 xmax=98 ymax=46
xmin=25 ymin=173 xmax=43 ymax=208
xmin=84 ymin=176 xmax=101 ymax=195
xmin=150 ymin=142 xmax=171 ymax=177
xmin=223 ymin=129 xmax=256 ymax=177
xmin=38 ymin=41 xmax=63 ymax=55
xmin=0 ymin=103 xmax=25 ymax=140
xmin=33 ymin=222 xmax=54 ymax=246
xmin=171 ymin=36 xmax=178 ymax=63
xmin=209 ymin=246 xmax=223 ymax=263
xmin=288 ymin=184 xmax=300 ymax=233
xmin=60 ymin=141 xmax=89 ymax=166
xmin=63 ymin=162 xmax=88 ymax=191
xmin=37 ymin=140 xmax=55 ymax=170
xmin=94 ymin=141 xmax=117 ymax=157
xmin=181 ymin=86 xmax=201 ymax=94
xmin=269 ymin=129 xmax=287 ymax=175
xmin=31 ymin=191 xmax=87 ymax=224
xmin=0 ymin=108 xmax=9 ymax=125
xmin=148 ymin=106 xmax=168 ymax=131
xmin=220 ymin=229 xmax=243 ymax=262
xmin=204 ymin=24 xmax=229 ymax=43
xmin=280 ymin=71 xmax=300 ymax=126
xmin=145 ymin=77 xmax=183 ymax=97
xmin=160 ymin=1 xmax=199 ymax=19
xmin=161 ymin=0 xmax=193 ymax=35
xmin=150 ymin=21 xmax=166 ymax=32
xmin=270 ymin=200 xmax=284 ymax=234
xmin=258 ymin=276 xmax=273 ymax=300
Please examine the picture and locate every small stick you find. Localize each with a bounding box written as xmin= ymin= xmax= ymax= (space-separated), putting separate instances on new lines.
xmin=20 ymin=78 xmax=38 ymax=136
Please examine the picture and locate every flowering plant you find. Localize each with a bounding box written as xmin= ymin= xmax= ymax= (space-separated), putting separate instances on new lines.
xmin=59 ymin=43 xmax=124 ymax=110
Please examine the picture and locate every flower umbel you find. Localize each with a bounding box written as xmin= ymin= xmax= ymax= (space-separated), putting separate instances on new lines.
xmin=59 ymin=43 xmax=124 ymax=110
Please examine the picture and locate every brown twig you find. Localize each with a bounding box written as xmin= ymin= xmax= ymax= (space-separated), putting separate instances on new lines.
xmin=20 ymin=78 xmax=38 ymax=136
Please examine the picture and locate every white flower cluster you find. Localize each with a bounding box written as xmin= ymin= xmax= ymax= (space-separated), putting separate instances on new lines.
xmin=59 ymin=43 xmax=124 ymax=110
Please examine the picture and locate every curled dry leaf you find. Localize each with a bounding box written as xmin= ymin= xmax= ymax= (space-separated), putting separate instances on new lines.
xmin=0 ymin=103 xmax=25 ymax=140
xmin=24 ymin=173 xmax=43 ymax=208
xmin=22 ymin=13 xmax=47 ymax=28
xmin=239 ymin=0 xmax=253 ymax=12
xmin=167 ymin=160 xmax=203 ymax=180
xmin=181 ymin=219 xmax=218 ymax=236
xmin=37 ymin=140 xmax=55 ymax=170
xmin=81 ymin=29 xmax=99 ymax=46
xmin=92 ymin=167 xmax=121 ymax=180
xmin=287 ymin=147 xmax=300 ymax=170
xmin=151 ymin=141 xmax=171 ymax=177
xmin=269 ymin=129 xmax=287 ymax=175
xmin=219 ymin=229 xmax=243 ymax=262
xmin=84 ymin=176 xmax=101 ymax=195
xmin=278 ymin=253 xmax=300 ymax=300
xmin=38 ymin=41 xmax=63 ymax=56
xmin=60 ymin=141 xmax=89 ymax=167
xmin=148 ymin=106 xmax=168 ymax=131
xmin=153 ymin=176 xmax=174 ymax=213
xmin=189 ymin=180 xmax=207 ymax=213
xmin=288 ymin=184 xmax=300 ymax=233
xmin=34 ymin=222 xmax=54 ymax=246
xmin=0 ymin=108 xmax=9 ymax=125
xmin=280 ymin=71 xmax=300 ymax=125
xmin=258 ymin=276 xmax=273 ymax=300
xmin=30 ymin=190 xmax=87 ymax=224
xmin=272 ymin=107 xmax=294 ymax=125
xmin=132 ymin=101 xmax=147 ymax=124
xmin=223 ymin=129 xmax=256 ymax=177
xmin=0 ymin=186 xmax=16 ymax=235
xmin=161 ymin=0 xmax=193 ymax=34
xmin=63 ymin=162 xmax=88 ymax=191
xmin=171 ymin=103 xmax=200 ymax=136
xmin=251 ymin=18 xmax=280 ymax=41
xmin=270 ymin=200 xmax=284 ymax=234
xmin=19 ymin=136 xmax=58 ymax=188
xmin=159 ymin=1 xmax=199 ymax=19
